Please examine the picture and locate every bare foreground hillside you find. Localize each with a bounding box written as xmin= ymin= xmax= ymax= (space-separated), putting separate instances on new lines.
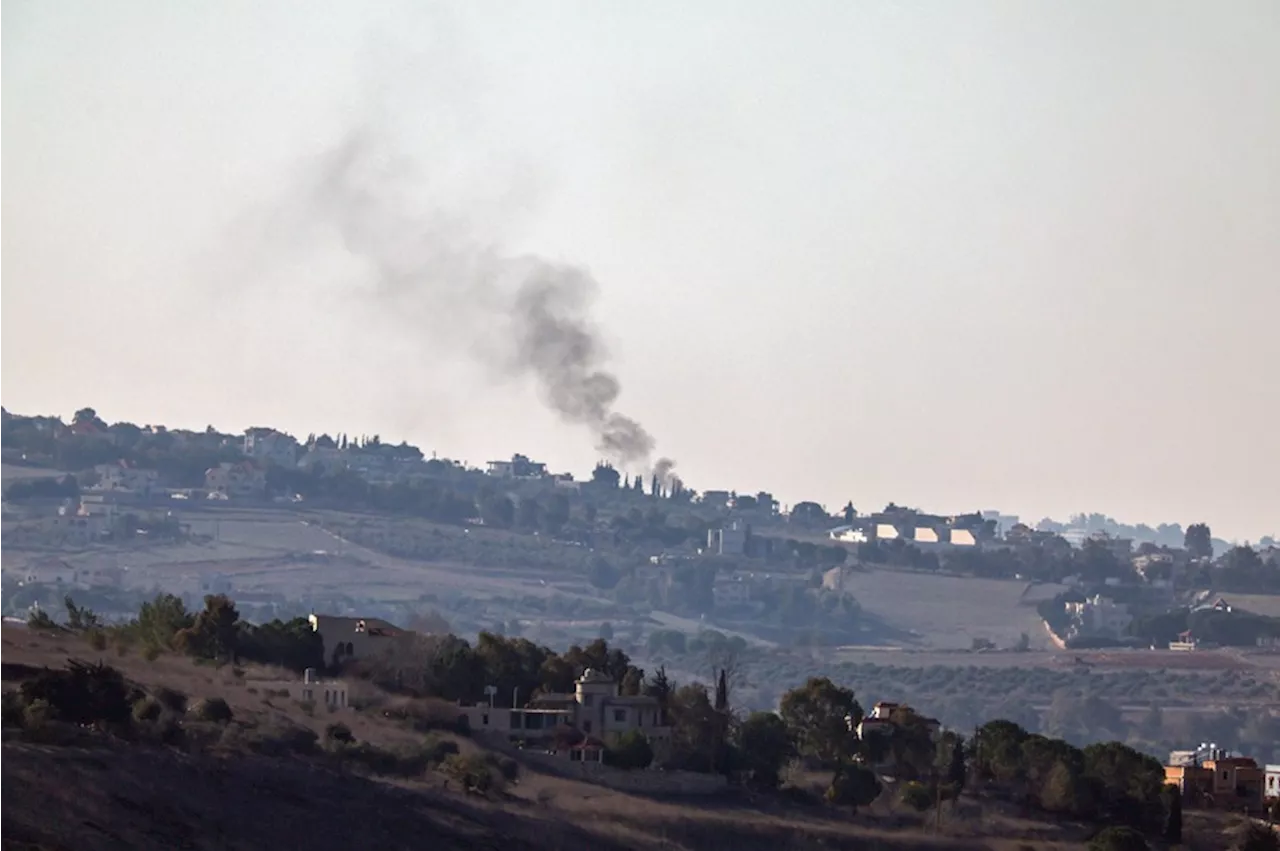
xmin=0 ymin=626 xmax=1251 ymax=851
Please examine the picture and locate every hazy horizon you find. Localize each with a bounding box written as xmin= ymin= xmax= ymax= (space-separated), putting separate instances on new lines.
xmin=4 ymin=1 xmax=1278 ymax=541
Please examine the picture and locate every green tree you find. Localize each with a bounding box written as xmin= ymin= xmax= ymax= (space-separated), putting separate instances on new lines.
xmin=63 ymin=596 xmax=101 ymax=632
xmin=1088 ymin=826 xmax=1149 ymax=851
xmin=131 ymin=593 xmax=194 ymax=651
xmin=898 ymin=781 xmax=933 ymax=812
xmin=1161 ymin=784 xmax=1182 ymax=845
xmin=174 ymin=595 xmax=240 ymax=661
xmin=942 ymin=732 xmax=966 ymax=794
xmin=542 ymin=493 xmax=571 ymax=534
xmin=779 ymin=677 xmax=861 ymax=765
xmin=1184 ymin=523 xmax=1213 ymax=560
xmin=643 ymin=666 xmax=674 ymax=720
xmin=790 ymin=501 xmax=829 ymax=526
xmin=1082 ymin=741 xmax=1165 ymax=830
xmin=238 ymin=617 xmax=324 ymax=672
xmin=973 ymin=719 xmax=1029 ymax=784
xmin=826 ymin=763 xmax=881 ymax=813
xmin=479 ymin=494 xmax=515 ymax=528
xmin=884 ymin=706 xmax=937 ymax=780
xmin=736 ymin=712 xmax=792 ymax=789
xmin=1041 ymin=760 xmax=1085 ymax=814
xmin=605 ymin=730 xmax=654 ymax=770
xmin=591 ymin=462 xmax=620 ymax=488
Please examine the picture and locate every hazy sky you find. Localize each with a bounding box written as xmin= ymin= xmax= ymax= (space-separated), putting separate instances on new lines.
xmin=3 ymin=1 xmax=1278 ymax=541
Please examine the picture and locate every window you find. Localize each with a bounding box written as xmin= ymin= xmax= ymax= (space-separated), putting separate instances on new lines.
xmin=482 ymin=714 xmax=490 ymax=726
xmin=583 ymin=721 xmax=592 ymax=733
xmin=613 ymin=709 xmax=626 ymax=723
xmin=583 ymin=694 xmax=594 ymax=707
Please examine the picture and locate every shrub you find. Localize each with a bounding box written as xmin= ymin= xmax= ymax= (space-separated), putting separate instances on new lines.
xmin=22 ymin=698 xmax=56 ymax=728
xmin=132 ymin=697 xmax=162 ymax=723
xmin=2 ymin=692 xmax=27 ymax=728
xmin=485 ymin=752 xmax=519 ymax=782
xmin=604 ymin=730 xmax=654 ymax=770
xmin=898 ymin=781 xmax=934 ymax=813
xmin=188 ymin=697 xmax=233 ymax=724
xmin=1088 ymin=826 xmax=1149 ymax=851
xmin=324 ymin=722 xmax=355 ymax=745
xmin=330 ymin=739 xmax=449 ymax=777
xmin=422 ymin=734 xmax=460 ymax=762
xmin=143 ymin=645 xmax=162 ymax=662
xmin=19 ymin=660 xmax=131 ymax=729
xmin=443 ymin=753 xmax=500 ymax=794
xmin=88 ymin=630 xmax=108 ymax=651
xmin=244 ymin=722 xmax=318 ymax=757
xmin=153 ymin=686 xmax=187 ymax=714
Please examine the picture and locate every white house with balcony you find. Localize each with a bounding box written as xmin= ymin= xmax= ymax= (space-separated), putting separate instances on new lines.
xmin=457 ymin=669 xmax=671 ymax=757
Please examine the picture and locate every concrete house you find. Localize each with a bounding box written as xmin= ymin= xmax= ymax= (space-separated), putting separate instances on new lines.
xmin=1063 ymin=594 xmax=1132 ymax=640
xmin=850 ymin=701 xmax=942 ymax=742
xmin=308 ymin=614 xmax=404 ymax=664
xmin=253 ymin=667 xmax=350 ymax=711
xmin=1165 ymin=750 xmax=1266 ymax=813
xmin=204 ymin=462 xmax=266 ymax=499
xmin=92 ymin=461 xmax=159 ymax=495
xmin=458 ymin=668 xmax=671 ymax=757
xmin=706 ymin=519 xmax=748 ymax=556
xmin=242 ymin=429 xmax=299 ymax=468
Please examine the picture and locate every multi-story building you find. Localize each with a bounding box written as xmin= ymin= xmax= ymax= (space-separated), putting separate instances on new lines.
xmin=204 ymin=461 xmax=266 ymax=499
xmin=706 ymin=519 xmax=748 ymax=556
xmin=92 ymin=461 xmax=159 ymax=495
xmin=1165 ymin=747 xmax=1266 ymax=813
xmin=457 ymin=669 xmax=670 ymax=758
xmin=1063 ymin=595 xmax=1132 ymax=640
xmin=308 ymin=614 xmax=404 ymax=665
xmin=242 ymin=429 xmax=300 ymax=468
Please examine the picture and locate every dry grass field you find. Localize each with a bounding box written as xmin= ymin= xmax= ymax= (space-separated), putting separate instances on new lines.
xmin=0 ymin=624 xmax=1172 ymax=851
xmin=833 ymin=570 xmax=1058 ymax=651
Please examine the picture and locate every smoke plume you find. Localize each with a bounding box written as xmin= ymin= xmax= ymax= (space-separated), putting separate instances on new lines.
xmin=267 ymin=127 xmax=667 ymax=470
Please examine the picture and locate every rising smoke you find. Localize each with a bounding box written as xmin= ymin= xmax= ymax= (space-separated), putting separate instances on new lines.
xmin=271 ymin=126 xmax=672 ymax=474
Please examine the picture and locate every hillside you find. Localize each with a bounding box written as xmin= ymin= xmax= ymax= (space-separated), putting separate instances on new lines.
xmin=0 ymin=624 xmax=1131 ymax=851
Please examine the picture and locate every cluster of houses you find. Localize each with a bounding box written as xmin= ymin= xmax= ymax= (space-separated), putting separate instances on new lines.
xmin=1164 ymin=743 xmax=1280 ymax=815
xmin=828 ymin=506 xmax=991 ymax=549
xmin=305 ymin=614 xmax=668 ymax=762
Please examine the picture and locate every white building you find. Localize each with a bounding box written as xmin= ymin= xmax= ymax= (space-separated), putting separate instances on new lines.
xmin=1063 ymin=594 xmax=1132 ymax=640
xmin=829 ymin=525 xmax=869 ymax=544
xmin=253 ymin=668 xmax=350 ymax=711
xmin=243 ymin=430 xmax=299 ymax=468
xmin=706 ymin=519 xmax=748 ymax=556
xmin=458 ymin=668 xmax=670 ymax=756
xmin=204 ymin=462 xmax=266 ymax=499
xmin=93 ymin=462 xmax=159 ymax=495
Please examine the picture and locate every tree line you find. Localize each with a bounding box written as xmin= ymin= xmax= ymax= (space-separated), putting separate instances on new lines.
xmin=31 ymin=592 xmax=1197 ymax=843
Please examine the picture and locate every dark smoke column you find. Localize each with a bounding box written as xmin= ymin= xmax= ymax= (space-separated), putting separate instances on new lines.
xmin=294 ymin=127 xmax=670 ymax=473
